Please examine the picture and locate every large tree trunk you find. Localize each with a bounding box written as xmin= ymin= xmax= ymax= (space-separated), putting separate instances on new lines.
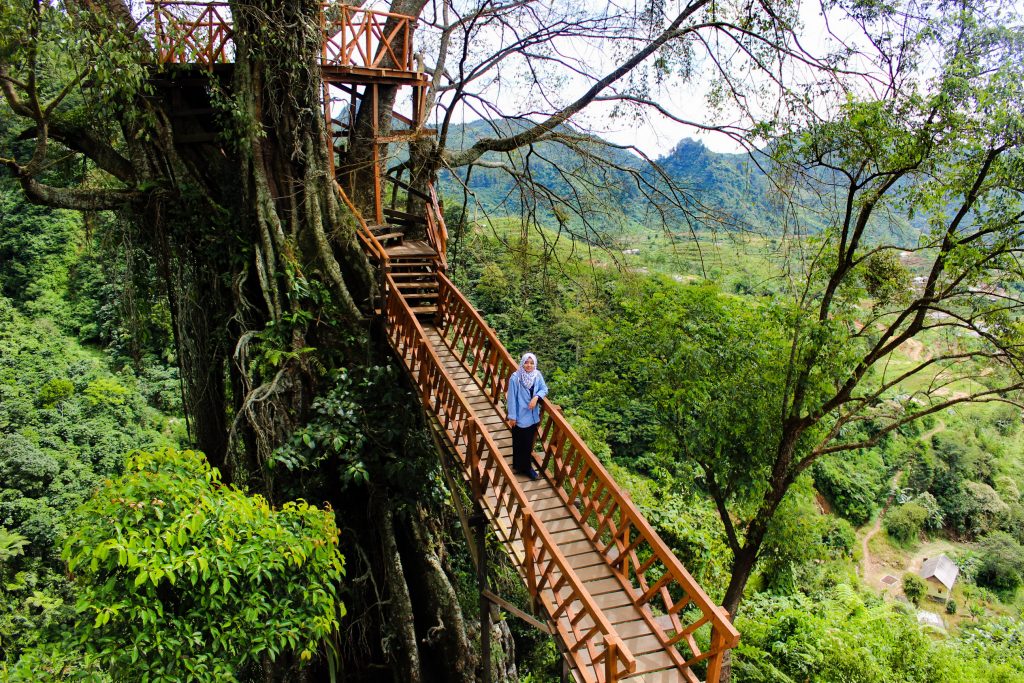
xmin=6 ymin=1 xmax=502 ymax=679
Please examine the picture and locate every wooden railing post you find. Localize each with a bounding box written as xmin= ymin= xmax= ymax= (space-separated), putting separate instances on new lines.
xmin=705 ymin=610 xmax=730 ymax=683
xmin=467 ymin=418 xmax=481 ymax=499
xmin=604 ymin=634 xmax=620 ymax=683
xmin=523 ymin=511 xmax=537 ymax=598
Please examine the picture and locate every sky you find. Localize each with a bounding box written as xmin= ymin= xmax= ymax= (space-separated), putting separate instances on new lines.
xmin=428 ymin=0 xmax=876 ymax=159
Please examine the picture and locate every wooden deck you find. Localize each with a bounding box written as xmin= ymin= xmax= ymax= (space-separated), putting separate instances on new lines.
xmin=385 ymin=239 xmax=435 ymax=258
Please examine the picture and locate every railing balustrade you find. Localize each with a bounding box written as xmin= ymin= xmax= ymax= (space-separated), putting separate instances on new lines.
xmin=434 ymin=272 xmax=740 ymax=682
xmin=383 ymin=274 xmax=635 ymax=682
xmin=147 ymin=1 xmax=234 ymax=67
xmin=321 ymin=4 xmax=415 ymax=71
xmin=425 ymin=184 xmax=448 ymax=270
xmin=144 ymin=2 xmax=415 ymax=72
xmin=334 ymin=181 xmax=390 ymax=269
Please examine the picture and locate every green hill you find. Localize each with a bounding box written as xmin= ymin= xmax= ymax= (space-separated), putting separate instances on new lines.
xmin=437 ymin=119 xmax=780 ymax=235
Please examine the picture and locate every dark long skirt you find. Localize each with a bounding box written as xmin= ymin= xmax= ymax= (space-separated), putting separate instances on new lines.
xmin=511 ymin=423 xmax=538 ymax=473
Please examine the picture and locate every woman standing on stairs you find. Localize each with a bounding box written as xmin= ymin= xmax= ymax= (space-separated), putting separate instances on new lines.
xmin=507 ymin=353 xmax=548 ymax=480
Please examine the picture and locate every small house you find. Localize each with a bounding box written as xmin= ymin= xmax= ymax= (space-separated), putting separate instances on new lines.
xmin=918 ymin=554 xmax=959 ymax=603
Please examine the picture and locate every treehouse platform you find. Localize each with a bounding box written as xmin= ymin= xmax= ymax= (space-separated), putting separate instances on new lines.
xmin=143 ymin=2 xmax=739 ymax=680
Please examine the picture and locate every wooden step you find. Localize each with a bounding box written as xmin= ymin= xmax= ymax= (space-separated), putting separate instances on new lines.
xmin=390 ymin=265 xmax=434 ymax=274
xmin=411 ymin=306 xmax=437 ymax=315
xmin=396 ymin=281 xmax=438 ymax=291
xmin=374 ymin=231 xmax=404 ymax=243
xmin=402 ymin=294 xmax=438 ymax=303
xmin=385 ymin=268 xmax=430 ymax=276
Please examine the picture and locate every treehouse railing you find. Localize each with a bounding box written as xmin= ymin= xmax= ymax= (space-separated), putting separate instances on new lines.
xmin=321 ymin=4 xmax=415 ymax=72
xmin=434 ymin=272 xmax=740 ymax=681
xmin=383 ymin=274 xmax=636 ymax=683
xmin=425 ymin=184 xmax=449 ymax=270
xmin=145 ymin=2 xmax=416 ymax=73
xmin=147 ymin=1 xmax=234 ymax=67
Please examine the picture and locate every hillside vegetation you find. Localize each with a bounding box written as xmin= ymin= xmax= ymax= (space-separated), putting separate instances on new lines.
xmin=450 ymin=216 xmax=1024 ymax=681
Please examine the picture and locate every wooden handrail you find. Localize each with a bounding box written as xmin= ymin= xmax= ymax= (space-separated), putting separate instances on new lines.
xmin=147 ymin=1 xmax=234 ymax=67
xmin=334 ymin=180 xmax=390 ymax=270
xmin=434 ymin=272 xmax=740 ymax=678
xmin=384 ymin=173 xmax=431 ymax=203
xmin=145 ymin=2 xmax=417 ymax=72
xmin=382 ymin=274 xmax=635 ymax=682
xmin=426 ymin=184 xmax=448 ymax=270
xmin=320 ymin=4 xmax=415 ymax=71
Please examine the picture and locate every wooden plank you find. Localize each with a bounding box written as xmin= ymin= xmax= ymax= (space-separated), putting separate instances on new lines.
xmin=581 ymin=572 xmax=620 ymax=590
xmin=632 ymin=651 xmax=681 ymax=676
xmin=623 ymin=632 xmax=671 ymax=656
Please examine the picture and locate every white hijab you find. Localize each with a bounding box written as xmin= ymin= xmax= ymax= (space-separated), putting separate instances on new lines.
xmin=515 ymin=352 xmax=539 ymax=391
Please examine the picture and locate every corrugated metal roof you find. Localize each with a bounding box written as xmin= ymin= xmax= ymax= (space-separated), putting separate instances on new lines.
xmin=918 ymin=554 xmax=959 ymax=590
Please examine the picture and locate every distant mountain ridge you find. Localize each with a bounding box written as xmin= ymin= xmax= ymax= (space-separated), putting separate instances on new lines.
xmin=436 ymin=119 xmax=779 ymax=233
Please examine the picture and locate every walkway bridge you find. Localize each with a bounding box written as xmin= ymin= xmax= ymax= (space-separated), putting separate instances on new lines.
xmin=145 ymin=3 xmax=739 ymax=680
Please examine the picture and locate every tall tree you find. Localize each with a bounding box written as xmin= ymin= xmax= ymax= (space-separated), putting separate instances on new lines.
xmin=576 ymin=0 xmax=1024 ymax=629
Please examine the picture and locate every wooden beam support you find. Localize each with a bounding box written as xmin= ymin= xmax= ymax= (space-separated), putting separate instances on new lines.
xmin=482 ymin=590 xmax=551 ymax=634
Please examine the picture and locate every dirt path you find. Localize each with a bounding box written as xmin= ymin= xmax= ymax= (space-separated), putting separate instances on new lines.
xmin=859 ymin=419 xmax=947 ymax=589
xmin=861 ymin=468 xmax=903 ymax=577
xmin=920 ymin=419 xmax=947 ymax=443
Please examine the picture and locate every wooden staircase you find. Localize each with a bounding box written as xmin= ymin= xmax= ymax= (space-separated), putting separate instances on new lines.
xmin=388 ymin=253 xmax=439 ymax=317
xmin=381 ymin=270 xmax=740 ymax=682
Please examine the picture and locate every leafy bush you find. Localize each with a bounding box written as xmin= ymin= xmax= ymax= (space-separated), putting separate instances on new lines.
xmin=813 ymin=453 xmax=884 ymax=526
xmin=975 ymin=531 xmax=1024 ymax=594
xmin=885 ymin=502 xmax=928 ymax=544
xmin=962 ymin=481 xmax=1011 ymax=537
xmin=946 ymin=599 xmax=957 ymax=615
xmin=36 ymin=378 xmax=74 ymax=408
xmin=0 ymin=527 xmax=28 ymax=561
xmin=734 ymin=587 xmax=1023 ymax=682
xmin=62 ymin=448 xmax=345 ymax=681
xmin=911 ymin=491 xmax=945 ymax=530
xmin=956 ymin=618 xmax=1024 ymax=675
xmin=0 ymin=434 xmax=60 ymax=498
xmin=903 ymin=573 xmax=926 ymax=605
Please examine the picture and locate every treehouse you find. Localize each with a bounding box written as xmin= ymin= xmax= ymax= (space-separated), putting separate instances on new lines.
xmin=142 ymin=2 xmax=739 ymax=680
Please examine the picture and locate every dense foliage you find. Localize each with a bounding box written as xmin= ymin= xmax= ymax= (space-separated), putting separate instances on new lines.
xmin=57 ymin=448 xmax=344 ymax=682
xmin=734 ymin=587 xmax=1024 ymax=682
xmin=453 ymin=216 xmax=1024 ymax=677
xmin=0 ymin=178 xmax=348 ymax=679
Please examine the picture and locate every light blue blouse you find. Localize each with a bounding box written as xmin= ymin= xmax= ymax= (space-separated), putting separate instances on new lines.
xmin=506 ymin=371 xmax=548 ymax=428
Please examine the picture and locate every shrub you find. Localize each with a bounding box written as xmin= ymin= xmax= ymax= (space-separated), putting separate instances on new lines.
xmin=975 ymin=531 xmax=1024 ymax=593
xmin=885 ymin=502 xmax=928 ymax=544
xmin=63 ymin=448 xmax=345 ymax=681
xmin=812 ymin=453 xmax=884 ymax=526
xmin=0 ymin=527 xmax=28 ymax=562
xmin=911 ymin=492 xmax=944 ymax=530
xmin=946 ymin=599 xmax=957 ymax=615
xmin=36 ymin=378 xmax=74 ymax=407
xmin=0 ymin=434 xmax=59 ymax=497
xmin=903 ymin=573 xmax=927 ymax=605
xmin=962 ymin=481 xmax=1010 ymax=537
